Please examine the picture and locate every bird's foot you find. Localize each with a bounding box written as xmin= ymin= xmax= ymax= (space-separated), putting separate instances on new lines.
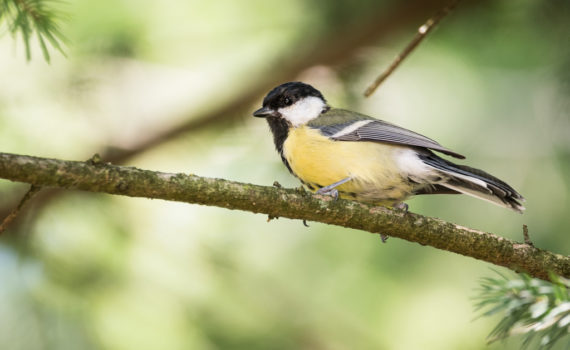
xmin=316 ymin=187 xmax=339 ymax=200
xmin=394 ymin=202 xmax=409 ymax=213
xmin=315 ymin=177 xmax=352 ymax=200
xmin=380 ymin=234 xmax=389 ymax=243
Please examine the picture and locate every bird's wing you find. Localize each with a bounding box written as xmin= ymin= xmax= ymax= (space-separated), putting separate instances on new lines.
xmin=310 ymin=108 xmax=465 ymax=159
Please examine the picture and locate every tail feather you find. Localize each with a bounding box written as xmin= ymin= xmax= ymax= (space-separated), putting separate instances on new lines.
xmin=419 ymin=154 xmax=525 ymax=213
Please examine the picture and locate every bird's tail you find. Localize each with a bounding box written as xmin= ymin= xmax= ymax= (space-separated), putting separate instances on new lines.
xmin=419 ymin=154 xmax=525 ymax=213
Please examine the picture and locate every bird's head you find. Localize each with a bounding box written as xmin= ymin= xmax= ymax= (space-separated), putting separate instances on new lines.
xmin=253 ymin=82 xmax=329 ymax=126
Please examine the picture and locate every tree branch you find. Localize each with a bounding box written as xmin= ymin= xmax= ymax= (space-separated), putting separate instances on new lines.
xmin=0 ymin=184 xmax=40 ymax=234
xmin=0 ymin=151 xmax=567 ymax=281
xmin=363 ymin=0 xmax=460 ymax=97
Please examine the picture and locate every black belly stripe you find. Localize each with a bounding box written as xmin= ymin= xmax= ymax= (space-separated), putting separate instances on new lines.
xmin=279 ymin=153 xmax=295 ymax=175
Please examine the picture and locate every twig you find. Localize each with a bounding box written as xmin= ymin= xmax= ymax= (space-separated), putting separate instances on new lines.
xmin=523 ymin=224 xmax=533 ymax=246
xmin=0 ymin=151 xmax=567 ymax=281
xmin=363 ymin=0 xmax=461 ymax=97
xmin=0 ymin=185 xmax=41 ymax=234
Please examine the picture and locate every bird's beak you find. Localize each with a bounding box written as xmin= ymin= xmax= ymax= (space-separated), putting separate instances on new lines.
xmin=253 ymin=106 xmax=278 ymax=118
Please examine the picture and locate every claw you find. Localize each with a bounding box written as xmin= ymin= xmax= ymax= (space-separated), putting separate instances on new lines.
xmin=394 ymin=202 xmax=409 ymax=213
xmin=315 ymin=177 xmax=351 ymax=199
xmin=331 ymin=189 xmax=339 ymax=200
xmin=316 ymin=187 xmax=339 ymax=200
xmin=380 ymin=234 xmax=389 ymax=243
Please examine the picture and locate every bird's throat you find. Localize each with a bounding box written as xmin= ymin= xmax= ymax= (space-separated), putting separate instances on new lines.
xmin=266 ymin=117 xmax=290 ymax=155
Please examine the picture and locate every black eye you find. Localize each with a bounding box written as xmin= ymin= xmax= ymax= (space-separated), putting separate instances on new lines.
xmin=284 ymin=97 xmax=292 ymax=106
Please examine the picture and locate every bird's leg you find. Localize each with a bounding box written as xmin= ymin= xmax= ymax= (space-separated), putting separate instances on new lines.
xmin=316 ymin=177 xmax=352 ymax=199
xmin=393 ymin=202 xmax=409 ymax=213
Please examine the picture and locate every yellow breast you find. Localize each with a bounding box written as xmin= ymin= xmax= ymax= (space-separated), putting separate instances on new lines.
xmin=282 ymin=126 xmax=413 ymax=204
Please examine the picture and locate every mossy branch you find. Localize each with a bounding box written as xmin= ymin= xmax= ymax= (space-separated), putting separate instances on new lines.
xmin=1 ymin=151 xmax=568 ymax=281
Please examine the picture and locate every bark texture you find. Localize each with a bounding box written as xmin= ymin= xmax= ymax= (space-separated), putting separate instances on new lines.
xmin=1 ymin=151 xmax=567 ymax=281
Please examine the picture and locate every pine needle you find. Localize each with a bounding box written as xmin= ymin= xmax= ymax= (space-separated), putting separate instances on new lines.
xmin=0 ymin=0 xmax=67 ymax=62
xmin=474 ymin=272 xmax=570 ymax=349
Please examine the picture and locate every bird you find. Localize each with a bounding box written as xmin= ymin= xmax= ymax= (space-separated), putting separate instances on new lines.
xmin=253 ymin=81 xmax=525 ymax=213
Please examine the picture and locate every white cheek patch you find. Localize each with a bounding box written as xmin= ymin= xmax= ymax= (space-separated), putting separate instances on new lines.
xmin=278 ymin=96 xmax=326 ymax=127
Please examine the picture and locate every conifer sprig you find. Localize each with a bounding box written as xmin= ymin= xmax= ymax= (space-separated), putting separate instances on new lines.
xmin=475 ymin=272 xmax=570 ymax=349
xmin=0 ymin=0 xmax=67 ymax=62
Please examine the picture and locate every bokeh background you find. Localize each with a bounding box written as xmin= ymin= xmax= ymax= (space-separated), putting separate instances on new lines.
xmin=1 ymin=0 xmax=569 ymax=349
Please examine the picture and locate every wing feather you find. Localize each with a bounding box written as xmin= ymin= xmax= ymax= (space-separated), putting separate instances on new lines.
xmin=311 ymin=108 xmax=465 ymax=159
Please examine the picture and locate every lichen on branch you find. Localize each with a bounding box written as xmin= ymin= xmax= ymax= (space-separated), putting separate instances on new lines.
xmin=0 ymin=151 xmax=568 ymax=281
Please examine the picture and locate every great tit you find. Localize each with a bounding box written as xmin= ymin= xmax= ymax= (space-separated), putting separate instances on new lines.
xmin=253 ymin=81 xmax=525 ymax=213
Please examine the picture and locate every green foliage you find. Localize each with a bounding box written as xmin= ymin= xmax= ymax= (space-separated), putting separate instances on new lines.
xmin=475 ymin=271 xmax=570 ymax=349
xmin=0 ymin=0 xmax=568 ymax=349
xmin=0 ymin=0 xmax=66 ymax=62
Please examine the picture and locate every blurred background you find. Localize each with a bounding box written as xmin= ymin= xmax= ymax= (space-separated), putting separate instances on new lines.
xmin=0 ymin=0 xmax=569 ymax=349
